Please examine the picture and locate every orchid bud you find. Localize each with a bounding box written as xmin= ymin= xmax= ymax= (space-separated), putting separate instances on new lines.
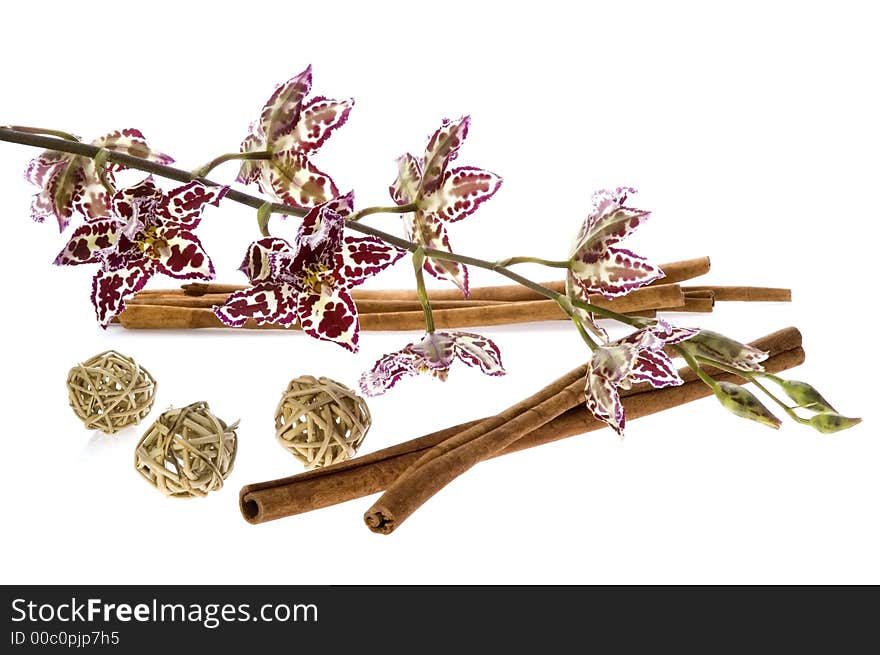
xmin=779 ymin=380 xmax=836 ymax=413
xmin=714 ymin=381 xmax=781 ymax=429
xmin=808 ymin=413 xmax=862 ymax=434
xmin=682 ymin=330 xmax=768 ymax=371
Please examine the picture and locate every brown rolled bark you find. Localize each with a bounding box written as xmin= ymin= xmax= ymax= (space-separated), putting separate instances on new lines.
xmin=117 ymin=284 xmax=685 ymax=330
xmin=239 ymin=327 xmax=802 ymax=526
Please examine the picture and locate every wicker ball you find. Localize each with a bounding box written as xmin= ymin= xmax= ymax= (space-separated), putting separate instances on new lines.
xmin=275 ymin=376 xmax=371 ymax=469
xmin=66 ymin=350 xmax=156 ymax=434
xmin=134 ymin=402 xmax=238 ymax=498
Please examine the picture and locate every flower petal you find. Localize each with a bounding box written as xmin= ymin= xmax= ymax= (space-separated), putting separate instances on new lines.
xmin=93 ymin=128 xmax=173 ymax=164
xmin=236 ymin=130 xmax=265 ymax=184
xmin=390 ymin=153 xmax=422 ymax=205
xmin=288 ymin=198 xmax=347 ymax=278
xmin=359 ymin=351 xmax=418 ymax=397
xmin=630 ymin=349 xmax=684 ymax=388
xmin=238 ymin=237 xmax=292 ymax=282
xmin=54 ymin=219 xmax=121 ymax=266
xmin=297 ymin=289 xmax=359 ymax=352
xmin=25 ymin=151 xmax=65 ymax=186
xmin=156 ymin=181 xmax=228 ymax=227
xmin=111 ymin=176 xmax=163 ymax=220
xmin=153 ymin=228 xmax=215 ymax=280
xmin=260 ymin=151 xmax=337 ymax=208
xmin=337 ymin=236 xmax=405 ymax=288
xmin=585 ymin=371 xmax=626 ymax=435
xmin=572 ymin=187 xmax=646 ymax=253
xmin=451 ymin=331 xmax=506 ymax=376
xmin=569 ymin=246 xmax=664 ymax=299
xmin=91 ymin=260 xmax=152 ymax=326
xmin=29 ymin=162 xmax=67 ymax=226
xmin=420 ymin=166 xmax=502 ymax=223
xmin=292 ymin=96 xmax=354 ymax=153
xmin=260 ymin=66 xmax=312 ymax=147
xmin=405 ymin=212 xmax=469 ymax=295
xmin=70 ymin=160 xmax=112 ymax=220
xmin=213 ymin=281 xmax=297 ymax=327
xmin=420 ymin=117 xmax=469 ymax=196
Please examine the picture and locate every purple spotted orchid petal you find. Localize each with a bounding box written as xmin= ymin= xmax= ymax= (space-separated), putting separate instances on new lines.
xmin=238 ymin=237 xmax=292 ymax=283
xmin=337 ymin=236 xmax=406 ymax=288
xmin=450 ymin=331 xmax=506 ymax=376
xmin=584 ymin=342 xmax=642 ymax=434
xmin=585 ymin=371 xmax=627 ymax=435
xmin=110 ymin=176 xmax=162 ymax=220
xmin=54 ymin=219 xmax=121 ymax=266
xmin=155 ymin=181 xmax=228 ymax=228
xmin=420 ymin=166 xmax=503 ymax=223
xmin=650 ymin=318 xmax=699 ymax=345
xmin=359 ymin=351 xmax=419 ymax=396
xmin=296 ymin=288 xmax=360 ymax=352
xmin=91 ymin=259 xmax=153 ymax=327
xmin=390 ymin=153 xmax=422 ymax=206
xmin=291 ymin=96 xmax=354 ymax=153
xmin=213 ymin=281 xmax=298 ymax=327
xmin=405 ymin=212 xmax=469 ymax=295
xmin=630 ymin=348 xmax=684 ymax=388
xmin=152 ymin=227 xmax=215 ymax=280
xmin=569 ymin=246 xmax=664 ymax=300
xmin=408 ymin=332 xmax=457 ymax=374
xmin=93 ymin=128 xmax=173 ymax=166
xmin=236 ymin=130 xmax=264 ymax=184
xmin=259 ymin=65 xmax=312 ymax=147
xmin=260 ymin=150 xmax=338 ymax=208
xmin=419 ymin=117 xmax=470 ymax=196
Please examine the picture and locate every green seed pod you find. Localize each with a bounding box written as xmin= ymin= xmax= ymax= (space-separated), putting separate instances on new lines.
xmin=714 ymin=381 xmax=781 ymax=429
xmin=778 ymin=380 xmax=836 ymax=413
xmin=808 ymin=413 xmax=862 ymax=434
xmin=682 ymin=330 xmax=768 ymax=372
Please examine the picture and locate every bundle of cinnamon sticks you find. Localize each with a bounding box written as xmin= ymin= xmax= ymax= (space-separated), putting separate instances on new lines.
xmin=116 ymin=256 xmax=791 ymax=330
xmin=239 ymin=326 xmax=805 ymax=533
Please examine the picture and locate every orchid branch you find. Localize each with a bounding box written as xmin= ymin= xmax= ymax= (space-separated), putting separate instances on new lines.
xmin=0 ymin=127 xmax=648 ymax=335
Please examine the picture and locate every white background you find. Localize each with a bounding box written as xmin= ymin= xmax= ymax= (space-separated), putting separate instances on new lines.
xmin=1 ymin=1 xmax=876 ymax=584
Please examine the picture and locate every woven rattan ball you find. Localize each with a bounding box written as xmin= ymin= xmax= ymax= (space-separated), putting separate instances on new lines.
xmin=134 ymin=402 xmax=238 ymax=498
xmin=66 ymin=350 xmax=156 ymax=434
xmin=275 ymin=376 xmax=371 ymax=469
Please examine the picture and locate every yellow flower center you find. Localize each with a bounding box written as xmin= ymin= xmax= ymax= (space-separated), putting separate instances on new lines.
xmin=138 ymin=225 xmax=169 ymax=258
xmin=300 ymin=263 xmax=335 ymax=295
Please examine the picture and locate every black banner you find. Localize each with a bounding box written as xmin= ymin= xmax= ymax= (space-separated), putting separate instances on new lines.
xmin=1 ymin=586 xmax=873 ymax=651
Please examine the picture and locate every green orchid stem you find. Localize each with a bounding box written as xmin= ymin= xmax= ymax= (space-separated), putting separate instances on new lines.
xmin=0 ymin=126 xmax=647 ymax=336
xmin=674 ymin=345 xmax=720 ymax=392
xmin=5 ymin=125 xmax=79 ymax=142
xmin=555 ymin=295 xmax=597 ymax=350
xmin=350 ymin=203 xmax=417 ymax=221
xmin=495 ymin=255 xmax=572 ymax=268
xmin=412 ymin=249 xmax=435 ymax=333
xmin=693 ymin=356 xmax=810 ymax=425
xmin=192 ymin=150 xmax=271 ymax=178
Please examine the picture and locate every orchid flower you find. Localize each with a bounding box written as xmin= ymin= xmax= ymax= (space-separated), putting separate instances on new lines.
xmin=567 ymin=188 xmax=664 ymax=338
xmin=26 ymin=128 xmax=172 ymax=232
xmin=54 ymin=177 xmax=226 ymax=325
xmin=236 ymin=65 xmax=353 ymax=208
xmin=390 ymin=117 xmax=502 ymax=296
xmin=213 ymin=193 xmax=404 ymax=351
xmin=360 ymin=330 xmax=505 ymax=396
xmin=584 ymin=320 xmax=697 ymax=435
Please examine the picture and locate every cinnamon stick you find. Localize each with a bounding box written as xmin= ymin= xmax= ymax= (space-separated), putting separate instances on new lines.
xmin=682 ymin=286 xmax=791 ymax=302
xmin=363 ymin=327 xmax=802 ymax=534
xmin=239 ymin=327 xmax=802 ymax=525
xmin=127 ymin=293 xmax=512 ymax=312
xmin=117 ymin=284 xmax=685 ymax=330
xmin=181 ymin=256 xmax=711 ymax=300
